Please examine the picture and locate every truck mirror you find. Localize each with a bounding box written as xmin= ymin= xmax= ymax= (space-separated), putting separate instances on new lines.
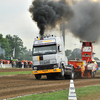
xmin=29 ymin=49 xmax=32 ymax=56
xmin=58 ymin=45 xmax=62 ymax=52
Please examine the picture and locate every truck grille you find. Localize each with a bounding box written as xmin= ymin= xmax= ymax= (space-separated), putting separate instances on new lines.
xmin=34 ymin=64 xmax=57 ymax=70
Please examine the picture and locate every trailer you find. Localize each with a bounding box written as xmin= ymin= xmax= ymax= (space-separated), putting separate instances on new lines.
xmin=68 ymin=41 xmax=98 ymax=78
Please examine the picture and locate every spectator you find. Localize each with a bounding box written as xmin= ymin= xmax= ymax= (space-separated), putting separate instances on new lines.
xmin=32 ymin=64 xmax=34 ymax=68
xmin=24 ymin=62 xmax=26 ymax=68
xmin=18 ymin=61 xmax=21 ymax=68
xmin=12 ymin=61 xmax=14 ymax=68
xmin=13 ymin=61 xmax=16 ymax=67
xmin=16 ymin=61 xmax=18 ymax=67
xmin=22 ymin=61 xmax=24 ymax=69
xmin=26 ymin=62 xmax=28 ymax=68
xmin=1 ymin=62 xmax=3 ymax=68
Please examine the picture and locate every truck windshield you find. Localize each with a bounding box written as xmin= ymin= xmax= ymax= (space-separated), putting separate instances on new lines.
xmin=83 ymin=46 xmax=91 ymax=52
xmin=33 ymin=45 xmax=57 ymax=55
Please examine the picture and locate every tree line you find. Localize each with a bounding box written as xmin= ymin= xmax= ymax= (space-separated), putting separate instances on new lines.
xmin=0 ymin=33 xmax=31 ymax=60
xmin=0 ymin=33 xmax=99 ymax=61
xmin=65 ymin=49 xmax=99 ymax=60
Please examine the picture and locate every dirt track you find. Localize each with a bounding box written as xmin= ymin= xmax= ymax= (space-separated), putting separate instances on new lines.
xmin=0 ymin=68 xmax=100 ymax=99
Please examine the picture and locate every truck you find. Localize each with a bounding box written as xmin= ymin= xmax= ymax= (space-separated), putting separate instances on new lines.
xmin=31 ymin=35 xmax=74 ymax=79
xmin=68 ymin=41 xmax=98 ymax=78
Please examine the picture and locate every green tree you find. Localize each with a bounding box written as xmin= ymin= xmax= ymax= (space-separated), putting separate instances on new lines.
xmin=13 ymin=35 xmax=23 ymax=58
xmin=22 ymin=51 xmax=32 ymax=60
xmin=71 ymin=48 xmax=81 ymax=60
xmin=6 ymin=34 xmax=14 ymax=57
xmin=6 ymin=34 xmax=26 ymax=59
xmin=65 ymin=49 xmax=72 ymax=56
xmin=65 ymin=48 xmax=81 ymax=60
xmin=0 ymin=34 xmax=11 ymax=56
xmin=18 ymin=46 xmax=32 ymax=60
xmin=94 ymin=57 xmax=99 ymax=60
xmin=0 ymin=54 xmax=4 ymax=59
xmin=65 ymin=49 xmax=72 ymax=60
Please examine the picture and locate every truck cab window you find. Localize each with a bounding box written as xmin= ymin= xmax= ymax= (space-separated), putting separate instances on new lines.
xmin=33 ymin=44 xmax=57 ymax=55
xmin=83 ymin=46 xmax=91 ymax=52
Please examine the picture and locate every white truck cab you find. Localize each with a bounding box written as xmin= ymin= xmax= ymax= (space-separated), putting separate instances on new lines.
xmin=32 ymin=35 xmax=73 ymax=79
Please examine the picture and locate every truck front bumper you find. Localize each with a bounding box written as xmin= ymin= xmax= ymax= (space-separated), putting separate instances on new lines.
xmin=33 ymin=68 xmax=61 ymax=75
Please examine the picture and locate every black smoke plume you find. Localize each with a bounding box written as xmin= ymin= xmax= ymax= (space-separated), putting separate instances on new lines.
xmin=29 ymin=0 xmax=74 ymax=36
xmin=67 ymin=0 xmax=100 ymax=42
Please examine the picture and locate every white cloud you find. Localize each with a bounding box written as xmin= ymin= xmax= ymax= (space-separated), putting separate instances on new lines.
xmin=0 ymin=0 xmax=39 ymax=50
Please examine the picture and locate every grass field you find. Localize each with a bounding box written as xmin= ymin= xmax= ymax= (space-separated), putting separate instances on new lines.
xmin=0 ymin=68 xmax=100 ymax=100
xmin=8 ymin=85 xmax=100 ymax=100
xmin=0 ymin=71 xmax=32 ymax=76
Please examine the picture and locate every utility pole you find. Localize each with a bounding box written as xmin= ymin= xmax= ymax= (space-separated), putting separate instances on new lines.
xmin=62 ymin=21 xmax=65 ymax=46
xmin=60 ymin=21 xmax=65 ymax=46
xmin=60 ymin=0 xmax=66 ymax=46
xmin=62 ymin=0 xmax=66 ymax=46
xmin=74 ymin=44 xmax=77 ymax=59
xmin=13 ymin=48 xmax=15 ymax=58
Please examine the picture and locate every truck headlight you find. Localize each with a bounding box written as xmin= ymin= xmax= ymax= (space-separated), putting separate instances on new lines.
xmin=34 ymin=67 xmax=37 ymax=70
xmin=53 ymin=65 xmax=57 ymax=68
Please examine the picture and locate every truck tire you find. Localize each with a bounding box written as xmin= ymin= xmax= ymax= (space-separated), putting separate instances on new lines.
xmin=65 ymin=67 xmax=74 ymax=79
xmin=35 ymin=75 xmax=41 ymax=79
xmin=91 ymin=71 xmax=96 ymax=77
xmin=70 ymin=67 xmax=75 ymax=79
xmin=47 ymin=75 xmax=51 ymax=80
xmin=93 ymin=71 xmax=96 ymax=77
xmin=47 ymin=75 xmax=56 ymax=80
xmin=47 ymin=75 xmax=53 ymax=80
xmin=91 ymin=71 xmax=94 ymax=77
xmin=74 ymin=72 xmax=81 ymax=79
xmin=60 ymin=65 xmax=65 ymax=77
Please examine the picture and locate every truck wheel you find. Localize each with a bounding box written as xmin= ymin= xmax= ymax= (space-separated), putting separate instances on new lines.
xmin=70 ymin=68 xmax=74 ymax=79
xmin=47 ymin=75 xmax=56 ymax=80
xmin=93 ymin=71 xmax=96 ymax=77
xmin=60 ymin=65 xmax=65 ymax=77
xmin=47 ymin=75 xmax=52 ymax=80
xmin=69 ymin=68 xmax=75 ymax=79
xmin=35 ymin=75 xmax=41 ymax=79
xmin=64 ymin=67 xmax=74 ymax=79
xmin=91 ymin=71 xmax=94 ymax=77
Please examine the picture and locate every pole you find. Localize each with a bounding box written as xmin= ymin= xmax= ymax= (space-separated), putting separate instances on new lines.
xmin=13 ymin=48 xmax=15 ymax=58
xmin=74 ymin=44 xmax=76 ymax=59
xmin=62 ymin=0 xmax=66 ymax=46
xmin=62 ymin=22 xmax=65 ymax=46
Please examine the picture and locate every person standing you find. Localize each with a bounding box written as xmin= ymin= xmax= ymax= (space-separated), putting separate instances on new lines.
xmin=13 ymin=61 xmax=16 ymax=67
xmin=12 ymin=61 xmax=14 ymax=68
xmin=22 ymin=61 xmax=24 ymax=69
xmin=1 ymin=62 xmax=3 ymax=68
xmin=26 ymin=62 xmax=28 ymax=68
